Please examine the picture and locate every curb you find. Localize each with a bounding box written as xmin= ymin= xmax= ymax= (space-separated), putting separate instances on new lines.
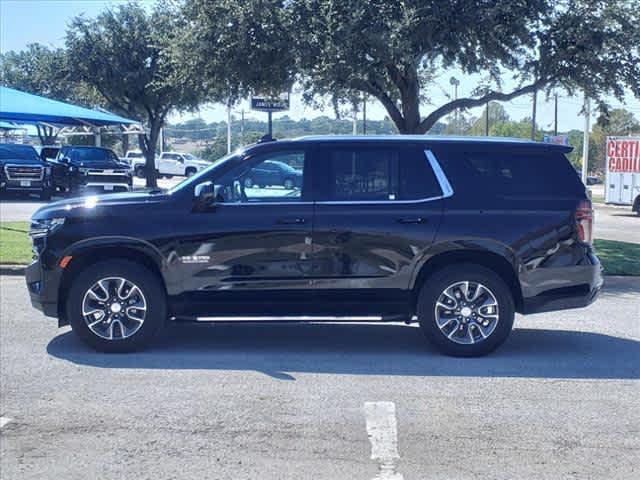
xmin=0 ymin=265 xmax=26 ymax=276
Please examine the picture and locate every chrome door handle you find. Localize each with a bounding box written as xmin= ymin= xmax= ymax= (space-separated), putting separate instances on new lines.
xmin=396 ymin=217 xmax=426 ymax=224
xmin=277 ymin=217 xmax=306 ymax=225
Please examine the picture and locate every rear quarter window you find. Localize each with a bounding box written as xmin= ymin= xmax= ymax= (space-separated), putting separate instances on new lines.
xmin=432 ymin=146 xmax=584 ymax=197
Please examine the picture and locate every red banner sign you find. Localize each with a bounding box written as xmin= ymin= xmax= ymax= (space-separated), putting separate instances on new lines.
xmin=607 ymin=138 xmax=640 ymax=173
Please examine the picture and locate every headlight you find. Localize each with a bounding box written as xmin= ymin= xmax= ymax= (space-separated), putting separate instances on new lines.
xmin=29 ymin=218 xmax=66 ymax=239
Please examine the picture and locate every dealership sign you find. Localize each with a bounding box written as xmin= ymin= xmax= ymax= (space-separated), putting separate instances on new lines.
xmin=606 ymin=137 xmax=640 ymax=173
xmin=543 ymin=134 xmax=569 ymax=146
xmin=250 ymin=93 xmax=290 ymax=112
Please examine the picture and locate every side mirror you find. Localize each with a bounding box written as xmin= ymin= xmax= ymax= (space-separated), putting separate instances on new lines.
xmin=194 ymin=181 xmax=223 ymax=209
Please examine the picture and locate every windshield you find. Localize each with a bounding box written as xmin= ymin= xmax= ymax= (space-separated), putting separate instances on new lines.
xmin=183 ymin=153 xmax=198 ymax=161
xmin=60 ymin=147 xmax=117 ymax=163
xmin=0 ymin=145 xmax=40 ymax=161
xmin=169 ymin=152 xmax=240 ymax=194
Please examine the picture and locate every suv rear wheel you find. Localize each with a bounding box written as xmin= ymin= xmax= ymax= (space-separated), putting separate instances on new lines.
xmin=66 ymin=260 xmax=166 ymax=352
xmin=417 ymin=264 xmax=514 ymax=356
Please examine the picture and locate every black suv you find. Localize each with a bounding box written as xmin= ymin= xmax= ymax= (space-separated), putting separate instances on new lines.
xmin=0 ymin=144 xmax=53 ymax=200
xmin=26 ymin=136 xmax=602 ymax=356
xmin=47 ymin=146 xmax=132 ymax=195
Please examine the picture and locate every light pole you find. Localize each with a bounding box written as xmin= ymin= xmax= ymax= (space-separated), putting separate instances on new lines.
xmin=450 ymin=77 xmax=460 ymax=134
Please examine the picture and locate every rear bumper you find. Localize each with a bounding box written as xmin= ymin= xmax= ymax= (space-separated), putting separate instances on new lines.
xmin=520 ymin=252 xmax=604 ymax=315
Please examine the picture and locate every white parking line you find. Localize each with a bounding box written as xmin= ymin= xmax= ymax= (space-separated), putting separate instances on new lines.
xmin=0 ymin=417 xmax=12 ymax=429
xmin=364 ymin=402 xmax=404 ymax=480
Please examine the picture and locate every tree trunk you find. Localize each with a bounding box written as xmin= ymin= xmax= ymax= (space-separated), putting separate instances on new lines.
xmin=122 ymin=133 xmax=129 ymax=156
xmin=399 ymin=68 xmax=422 ymax=134
xmin=138 ymin=123 xmax=160 ymax=189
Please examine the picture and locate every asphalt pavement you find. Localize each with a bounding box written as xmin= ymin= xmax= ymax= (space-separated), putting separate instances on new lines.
xmin=1 ymin=275 xmax=638 ymax=479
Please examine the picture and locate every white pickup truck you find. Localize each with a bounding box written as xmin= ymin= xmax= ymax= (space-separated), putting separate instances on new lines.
xmin=123 ymin=151 xmax=210 ymax=178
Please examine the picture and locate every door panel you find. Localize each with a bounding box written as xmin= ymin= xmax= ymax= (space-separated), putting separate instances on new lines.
xmin=174 ymin=148 xmax=313 ymax=316
xmin=310 ymin=144 xmax=444 ymax=308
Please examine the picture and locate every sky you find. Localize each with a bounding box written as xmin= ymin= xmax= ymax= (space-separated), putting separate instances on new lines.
xmin=1 ymin=0 xmax=639 ymax=132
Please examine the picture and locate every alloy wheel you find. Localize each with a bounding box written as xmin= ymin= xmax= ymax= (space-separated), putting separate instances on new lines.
xmin=81 ymin=277 xmax=147 ymax=340
xmin=434 ymin=281 xmax=499 ymax=345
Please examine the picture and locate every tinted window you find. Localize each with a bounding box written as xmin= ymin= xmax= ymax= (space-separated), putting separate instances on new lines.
xmin=399 ymin=150 xmax=442 ymax=199
xmin=432 ymin=146 xmax=584 ymax=197
xmin=0 ymin=145 xmax=39 ymax=161
xmin=215 ymin=151 xmax=305 ymax=203
xmin=322 ymin=147 xmax=441 ymax=201
xmin=328 ymin=148 xmax=394 ymax=201
xmin=64 ymin=148 xmax=117 ymax=163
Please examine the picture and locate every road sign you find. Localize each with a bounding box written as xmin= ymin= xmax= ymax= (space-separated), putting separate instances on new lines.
xmin=250 ymin=93 xmax=290 ymax=112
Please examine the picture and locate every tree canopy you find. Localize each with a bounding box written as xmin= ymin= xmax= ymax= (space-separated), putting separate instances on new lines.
xmin=0 ymin=43 xmax=103 ymax=144
xmin=65 ymin=2 xmax=206 ymax=187
xmin=287 ymin=0 xmax=640 ymax=133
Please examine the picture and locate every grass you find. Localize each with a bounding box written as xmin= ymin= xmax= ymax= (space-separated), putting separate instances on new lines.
xmin=0 ymin=220 xmax=639 ymax=275
xmin=0 ymin=221 xmax=31 ymax=265
xmin=593 ymin=239 xmax=640 ymax=276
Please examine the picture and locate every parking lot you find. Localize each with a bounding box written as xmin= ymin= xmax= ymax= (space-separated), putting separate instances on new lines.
xmin=1 ymin=179 xmax=639 ymax=479
xmin=0 ymin=274 xmax=638 ymax=479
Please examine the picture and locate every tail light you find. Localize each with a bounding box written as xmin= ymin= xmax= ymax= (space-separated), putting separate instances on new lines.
xmin=575 ymin=199 xmax=593 ymax=244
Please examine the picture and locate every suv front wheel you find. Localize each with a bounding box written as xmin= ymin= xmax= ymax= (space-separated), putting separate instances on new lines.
xmin=66 ymin=260 xmax=166 ymax=352
xmin=417 ymin=264 xmax=515 ymax=356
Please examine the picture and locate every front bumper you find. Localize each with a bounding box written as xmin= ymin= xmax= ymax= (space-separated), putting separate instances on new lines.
xmin=25 ymin=255 xmax=64 ymax=322
xmin=1 ymin=179 xmax=49 ymax=193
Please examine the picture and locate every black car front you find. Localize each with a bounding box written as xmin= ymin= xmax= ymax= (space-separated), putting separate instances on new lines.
xmin=0 ymin=144 xmax=53 ymax=199
xmin=56 ymin=147 xmax=133 ymax=195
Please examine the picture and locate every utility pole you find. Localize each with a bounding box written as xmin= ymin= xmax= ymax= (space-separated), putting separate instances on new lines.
xmin=450 ymin=77 xmax=460 ymax=134
xmin=226 ymin=102 xmax=232 ymax=154
xmin=240 ymin=109 xmax=245 ymax=146
xmin=554 ymin=93 xmax=558 ymax=136
xmin=362 ymin=95 xmax=367 ymax=135
xmin=531 ymin=89 xmax=538 ymax=140
xmin=485 ymin=102 xmax=489 ymax=136
xmin=352 ymin=104 xmax=357 ymax=134
xmin=582 ymin=95 xmax=591 ymax=184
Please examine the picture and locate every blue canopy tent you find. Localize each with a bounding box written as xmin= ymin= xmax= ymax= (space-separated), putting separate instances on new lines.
xmin=0 ymin=86 xmax=142 ymax=146
xmin=0 ymin=86 xmax=137 ymax=127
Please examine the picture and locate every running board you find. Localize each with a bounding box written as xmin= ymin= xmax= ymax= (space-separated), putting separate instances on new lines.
xmin=172 ymin=314 xmax=415 ymax=324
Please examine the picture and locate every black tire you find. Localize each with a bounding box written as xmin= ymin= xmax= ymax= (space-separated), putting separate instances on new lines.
xmin=417 ymin=264 xmax=515 ymax=357
xmin=66 ymin=260 xmax=166 ymax=353
xmin=135 ymin=166 xmax=145 ymax=179
xmin=283 ymin=178 xmax=294 ymax=189
xmin=185 ymin=167 xmax=197 ymax=177
xmin=40 ymin=188 xmax=52 ymax=201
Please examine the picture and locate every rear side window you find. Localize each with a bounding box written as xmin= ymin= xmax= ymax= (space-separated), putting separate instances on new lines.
xmin=329 ymin=148 xmax=393 ymax=201
xmin=432 ymin=147 xmax=584 ymax=197
xmin=320 ymin=146 xmax=442 ymax=201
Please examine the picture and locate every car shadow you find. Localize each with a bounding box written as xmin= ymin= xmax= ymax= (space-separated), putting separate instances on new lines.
xmin=47 ymin=323 xmax=639 ymax=380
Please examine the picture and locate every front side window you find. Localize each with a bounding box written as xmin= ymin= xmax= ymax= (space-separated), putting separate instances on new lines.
xmin=214 ymin=150 xmax=306 ymax=203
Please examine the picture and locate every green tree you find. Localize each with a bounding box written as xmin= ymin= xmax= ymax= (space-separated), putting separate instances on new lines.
xmin=66 ymin=2 xmax=205 ymax=187
xmin=288 ymin=0 xmax=640 ymax=134
xmin=0 ymin=43 xmax=103 ymax=144
xmin=177 ymin=0 xmax=296 ymax=105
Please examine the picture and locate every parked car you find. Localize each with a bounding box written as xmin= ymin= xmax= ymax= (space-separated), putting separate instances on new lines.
xmin=0 ymin=143 xmax=53 ymax=200
xmin=26 ymin=135 xmax=602 ymax=355
xmin=586 ymin=175 xmax=602 ymax=185
xmin=129 ymin=151 xmax=209 ymax=179
xmin=48 ymin=146 xmax=132 ymax=195
xmin=243 ymin=159 xmax=303 ymax=189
